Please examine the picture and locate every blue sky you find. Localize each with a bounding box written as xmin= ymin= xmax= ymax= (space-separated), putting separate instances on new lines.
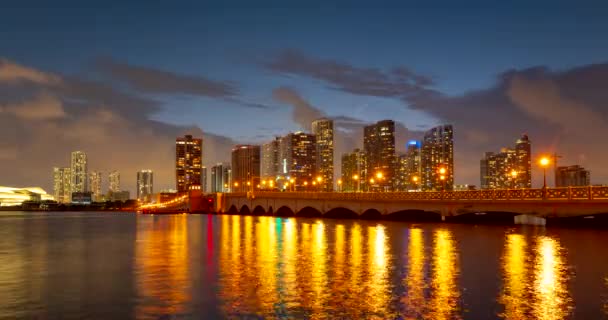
xmin=2 ymin=1 xmax=608 ymax=191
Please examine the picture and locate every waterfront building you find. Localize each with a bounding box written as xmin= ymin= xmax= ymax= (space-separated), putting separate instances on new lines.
xmin=364 ymin=120 xmax=396 ymax=191
xmin=108 ymin=170 xmax=120 ymax=192
xmin=109 ymin=190 xmax=130 ymax=202
xmin=231 ymin=145 xmax=261 ymax=193
xmin=136 ymin=170 xmax=154 ymax=203
xmin=421 ymin=125 xmax=454 ymax=191
xmin=211 ymin=163 xmax=232 ymax=193
xmin=279 ymin=132 xmax=316 ymax=190
xmin=176 ymin=134 xmax=203 ymax=192
xmin=53 ymin=167 xmax=72 ymax=203
xmin=556 ymin=165 xmax=590 ymax=187
xmin=312 ymin=118 xmax=334 ymax=191
xmin=480 ymin=134 xmax=531 ymax=189
xmin=70 ymin=151 xmax=87 ymax=194
xmin=71 ymin=192 xmax=93 ymax=205
xmin=261 ymin=137 xmax=281 ymax=182
xmin=89 ymin=171 xmax=102 ymax=202
xmin=396 ymin=140 xmax=422 ymax=191
xmin=0 ymin=186 xmax=54 ymax=207
xmin=341 ymin=148 xmax=367 ymax=192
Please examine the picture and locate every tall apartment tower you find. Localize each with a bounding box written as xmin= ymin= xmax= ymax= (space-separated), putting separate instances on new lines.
xmin=312 ymin=118 xmax=334 ymax=191
xmin=211 ymin=163 xmax=231 ymax=193
xmin=363 ymin=120 xmax=396 ymax=191
xmin=89 ymin=171 xmax=102 ymax=201
xmin=137 ymin=170 xmax=154 ymax=202
xmin=201 ymin=166 xmax=208 ymax=193
xmin=421 ymin=125 xmax=454 ymax=191
xmin=396 ymin=140 xmax=422 ymax=191
xmin=108 ymin=170 xmax=120 ymax=192
xmin=341 ymin=148 xmax=367 ymax=192
xmin=261 ymin=137 xmax=281 ymax=182
xmin=53 ymin=167 xmax=71 ymax=203
xmin=231 ymin=145 xmax=261 ymax=193
xmin=70 ymin=151 xmax=88 ymax=194
xmin=555 ymin=165 xmax=590 ymax=187
xmin=279 ymin=132 xmax=317 ymax=190
xmin=480 ymin=134 xmax=531 ymax=189
xmin=176 ymin=134 xmax=203 ymax=192
xmin=515 ymin=134 xmax=532 ymax=188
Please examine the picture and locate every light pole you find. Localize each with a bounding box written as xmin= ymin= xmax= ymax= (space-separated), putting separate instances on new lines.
xmin=540 ymin=157 xmax=550 ymax=198
xmin=438 ymin=167 xmax=447 ymax=192
xmin=411 ymin=176 xmax=419 ymax=191
xmin=337 ymin=179 xmax=342 ymax=192
xmin=510 ymin=170 xmax=518 ymax=189
xmin=316 ymin=176 xmax=323 ymax=192
xmin=352 ymin=174 xmax=360 ymax=192
xmin=369 ymin=178 xmax=375 ymax=192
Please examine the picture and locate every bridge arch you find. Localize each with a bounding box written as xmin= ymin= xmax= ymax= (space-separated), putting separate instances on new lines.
xmin=325 ymin=207 xmax=359 ymax=219
xmin=275 ymin=206 xmax=295 ymax=217
xmin=252 ymin=205 xmax=266 ymax=215
xmin=297 ymin=206 xmax=322 ymax=217
xmin=361 ymin=208 xmax=382 ymax=220
xmin=227 ymin=204 xmax=238 ymax=214
xmin=240 ymin=204 xmax=251 ymax=215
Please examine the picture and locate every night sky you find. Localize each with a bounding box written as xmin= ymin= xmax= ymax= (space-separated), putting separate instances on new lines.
xmin=2 ymin=1 xmax=608 ymax=193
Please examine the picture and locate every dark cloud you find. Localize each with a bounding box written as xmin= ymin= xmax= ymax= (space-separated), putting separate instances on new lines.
xmin=263 ymin=49 xmax=435 ymax=99
xmin=96 ymin=57 xmax=238 ymax=97
xmin=0 ymin=58 xmax=235 ymax=193
xmin=272 ymin=86 xmax=324 ymax=131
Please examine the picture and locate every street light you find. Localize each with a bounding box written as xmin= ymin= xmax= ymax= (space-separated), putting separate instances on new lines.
xmin=369 ymin=178 xmax=375 ymax=192
xmin=337 ymin=179 xmax=343 ymax=192
xmin=411 ymin=176 xmax=419 ymax=191
xmin=510 ymin=170 xmax=518 ymax=189
xmin=438 ymin=166 xmax=447 ymax=191
xmin=540 ymin=156 xmax=551 ymax=192
xmin=352 ymin=174 xmax=360 ymax=192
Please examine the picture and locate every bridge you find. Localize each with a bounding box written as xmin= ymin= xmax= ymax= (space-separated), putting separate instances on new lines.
xmin=140 ymin=186 xmax=608 ymax=225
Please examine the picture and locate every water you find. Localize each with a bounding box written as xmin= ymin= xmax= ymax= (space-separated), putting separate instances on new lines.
xmin=1 ymin=211 xmax=608 ymax=319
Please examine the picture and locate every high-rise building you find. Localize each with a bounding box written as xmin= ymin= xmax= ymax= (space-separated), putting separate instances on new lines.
xmin=231 ymin=145 xmax=261 ymax=193
xmin=108 ymin=170 xmax=120 ymax=192
xmin=480 ymin=135 xmax=532 ymax=189
xmin=211 ymin=163 xmax=231 ymax=193
xmin=312 ymin=118 xmax=334 ymax=191
xmin=556 ymin=165 xmax=590 ymax=187
xmin=364 ymin=120 xmax=396 ymax=191
xmin=89 ymin=171 xmax=102 ymax=201
xmin=341 ymin=148 xmax=367 ymax=192
xmin=137 ymin=170 xmax=154 ymax=202
xmin=261 ymin=137 xmax=281 ymax=182
xmin=515 ymin=134 xmax=532 ymax=188
xmin=279 ymin=132 xmax=316 ymax=190
xmin=421 ymin=125 xmax=454 ymax=191
xmin=396 ymin=140 xmax=422 ymax=191
xmin=201 ymin=166 xmax=208 ymax=193
xmin=70 ymin=151 xmax=87 ymax=194
xmin=53 ymin=167 xmax=71 ymax=203
xmin=176 ymin=134 xmax=203 ymax=192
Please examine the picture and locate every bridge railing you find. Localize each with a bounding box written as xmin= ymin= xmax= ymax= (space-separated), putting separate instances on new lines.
xmin=226 ymin=186 xmax=608 ymax=201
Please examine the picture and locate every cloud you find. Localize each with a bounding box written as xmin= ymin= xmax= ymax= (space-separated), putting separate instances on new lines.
xmin=96 ymin=57 xmax=237 ymax=97
xmin=0 ymin=58 xmax=61 ymax=84
xmin=263 ymin=49 xmax=435 ymax=99
xmin=0 ymin=58 xmax=236 ymax=194
xmin=272 ymin=86 xmax=324 ymax=130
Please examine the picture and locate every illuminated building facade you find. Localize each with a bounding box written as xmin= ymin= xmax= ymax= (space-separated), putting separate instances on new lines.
xmin=480 ymin=135 xmax=532 ymax=189
xmin=421 ymin=125 xmax=454 ymax=191
xmin=312 ymin=118 xmax=334 ymax=191
xmin=137 ymin=170 xmax=154 ymax=202
xmin=341 ymin=148 xmax=367 ymax=192
xmin=211 ymin=163 xmax=232 ymax=193
xmin=109 ymin=170 xmax=120 ymax=192
xmin=231 ymin=145 xmax=260 ymax=193
xmin=396 ymin=140 xmax=422 ymax=191
xmin=261 ymin=137 xmax=281 ymax=182
xmin=201 ymin=166 xmax=208 ymax=193
xmin=0 ymin=186 xmax=54 ymax=207
xmin=89 ymin=171 xmax=102 ymax=201
xmin=70 ymin=151 xmax=88 ymax=194
xmin=555 ymin=165 xmax=590 ymax=187
xmin=279 ymin=132 xmax=316 ymax=190
xmin=53 ymin=167 xmax=71 ymax=203
xmin=364 ymin=120 xmax=396 ymax=191
xmin=175 ymin=134 xmax=203 ymax=193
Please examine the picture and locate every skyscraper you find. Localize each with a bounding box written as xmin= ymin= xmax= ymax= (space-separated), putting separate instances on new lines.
xmin=480 ymin=134 xmax=532 ymax=189
xmin=70 ymin=151 xmax=87 ymax=194
xmin=89 ymin=171 xmax=102 ymax=201
xmin=108 ymin=170 xmax=120 ymax=192
xmin=231 ymin=145 xmax=261 ymax=193
xmin=556 ymin=165 xmax=590 ymax=187
xmin=261 ymin=137 xmax=281 ymax=182
xmin=53 ymin=167 xmax=71 ymax=203
xmin=364 ymin=120 xmax=396 ymax=191
xmin=176 ymin=134 xmax=203 ymax=192
xmin=211 ymin=163 xmax=231 ymax=193
xmin=396 ymin=140 xmax=422 ymax=191
xmin=279 ymin=132 xmax=316 ymax=190
xmin=421 ymin=125 xmax=454 ymax=191
xmin=341 ymin=148 xmax=367 ymax=192
xmin=201 ymin=166 xmax=208 ymax=193
xmin=137 ymin=170 xmax=154 ymax=202
xmin=312 ymin=118 xmax=334 ymax=191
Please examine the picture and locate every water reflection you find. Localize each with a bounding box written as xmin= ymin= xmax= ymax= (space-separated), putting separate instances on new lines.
xmin=402 ymin=228 xmax=426 ymax=318
xmin=499 ymin=233 xmax=572 ymax=320
xmin=135 ymin=215 xmax=190 ymax=318
xmin=428 ymin=229 xmax=460 ymax=320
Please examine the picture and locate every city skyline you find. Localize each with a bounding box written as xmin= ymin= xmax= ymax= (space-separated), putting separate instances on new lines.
xmin=2 ymin=3 xmax=608 ymax=193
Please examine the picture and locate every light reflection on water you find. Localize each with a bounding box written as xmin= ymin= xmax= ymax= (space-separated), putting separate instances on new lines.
xmin=1 ymin=212 xmax=608 ymax=319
